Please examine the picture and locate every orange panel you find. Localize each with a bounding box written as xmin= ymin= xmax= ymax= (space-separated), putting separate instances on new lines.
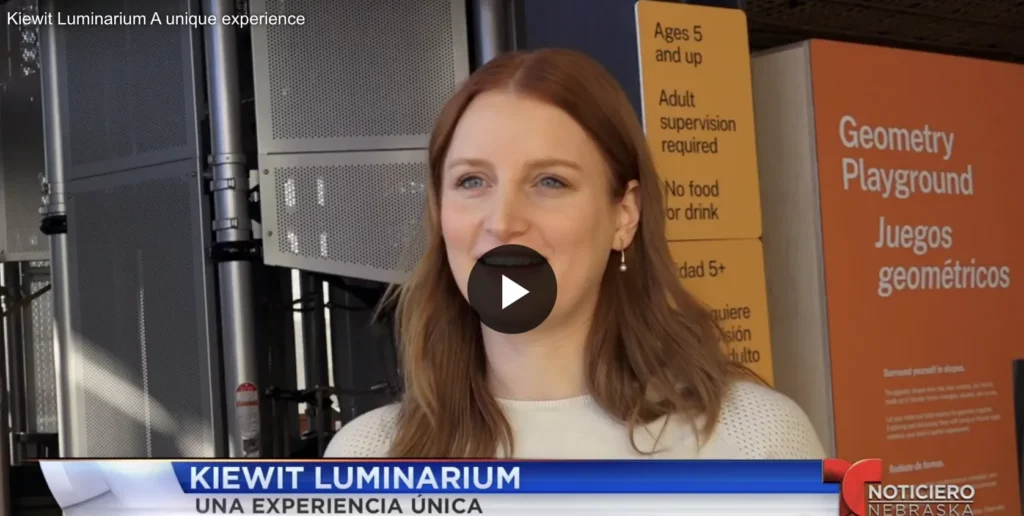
xmin=810 ymin=39 xmax=1023 ymax=514
xmin=636 ymin=1 xmax=762 ymax=240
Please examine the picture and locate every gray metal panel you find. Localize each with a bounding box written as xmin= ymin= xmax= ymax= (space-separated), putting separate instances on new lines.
xmin=26 ymin=267 xmax=57 ymax=433
xmin=252 ymin=0 xmax=469 ymax=282
xmin=47 ymin=0 xmax=221 ymax=457
xmin=260 ymin=151 xmax=428 ymax=284
xmin=64 ymin=162 xmax=220 ymax=457
xmin=0 ymin=88 xmax=49 ymax=262
xmin=250 ymin=0 xmax=470 ymax=154
xmin=0 ymin=6 xmax=49 ymax=262
xmin=53 ymin=0 xmax=202 ymax=180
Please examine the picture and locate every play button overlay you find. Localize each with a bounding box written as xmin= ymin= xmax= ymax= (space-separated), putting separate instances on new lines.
xmin=502 ymin=276 xmax=529 ymax=309
xmin=467 ymin=244 xmax=557 ymax=334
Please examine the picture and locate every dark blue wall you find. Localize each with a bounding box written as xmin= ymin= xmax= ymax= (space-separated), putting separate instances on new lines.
xmin=518 ymin=0 xmax=742 ymax=118
xmin=520 ymin=0 xmax=645 ymax=117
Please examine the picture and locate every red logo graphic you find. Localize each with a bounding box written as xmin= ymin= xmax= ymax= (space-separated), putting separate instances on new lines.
xmin=823 ymin=458 xmax=883 ymax=516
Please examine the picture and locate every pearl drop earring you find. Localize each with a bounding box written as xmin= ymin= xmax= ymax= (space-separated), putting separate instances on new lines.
xmin=619 ymin=237 xmax=627 ymax=272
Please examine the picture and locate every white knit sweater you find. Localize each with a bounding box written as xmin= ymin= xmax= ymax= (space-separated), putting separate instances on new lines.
xmin=324 ymin=381 xmax=827 ymax=459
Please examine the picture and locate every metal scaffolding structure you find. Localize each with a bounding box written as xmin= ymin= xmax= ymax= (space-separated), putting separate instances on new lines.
xmin=37 ymin=0 xmax=71 ymax=460
xmin=202 ymin=0 xmax=262 ymax=459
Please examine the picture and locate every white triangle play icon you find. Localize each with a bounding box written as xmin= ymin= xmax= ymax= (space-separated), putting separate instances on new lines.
xmin=501 ymin=275 xmax=529 ymax=309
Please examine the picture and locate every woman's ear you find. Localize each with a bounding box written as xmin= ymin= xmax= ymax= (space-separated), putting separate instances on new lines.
xmin=615 ymin=179 xmax=641 ymax=250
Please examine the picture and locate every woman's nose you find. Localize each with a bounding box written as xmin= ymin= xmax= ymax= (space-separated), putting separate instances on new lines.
xmin=483 ymin=187 xmax=529 ymax=241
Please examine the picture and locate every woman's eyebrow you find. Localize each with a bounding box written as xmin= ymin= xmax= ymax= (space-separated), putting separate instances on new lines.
xmin=445 ymin=157 xmax=491 ymax=171
xmin=524 ymin=158 xmax=582 ymax=171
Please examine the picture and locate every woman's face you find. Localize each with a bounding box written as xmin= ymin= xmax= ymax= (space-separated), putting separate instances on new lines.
xmin=440 ymin=91 xmax=636 ymax=332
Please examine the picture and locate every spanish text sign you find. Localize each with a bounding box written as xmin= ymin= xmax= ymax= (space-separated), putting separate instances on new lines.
xmin=809 ymin=39 xmax=1023 ymax=515
xmin=635 ymin=1 xmax=761 ymax=240
xmin=668 ymin=239 xmax=774 ymax=384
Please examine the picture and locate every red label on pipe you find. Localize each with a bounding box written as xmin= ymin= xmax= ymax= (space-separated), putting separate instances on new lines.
xmin=235 ymin=382 xmax=260 ymax=444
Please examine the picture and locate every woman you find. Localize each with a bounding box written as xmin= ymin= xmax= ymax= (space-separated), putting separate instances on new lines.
xmin=324 ymin=49 xmax=825 ymax=459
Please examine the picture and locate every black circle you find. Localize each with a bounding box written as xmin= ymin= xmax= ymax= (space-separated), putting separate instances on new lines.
xmin=467 ymin=244 xmax=558 ymax=335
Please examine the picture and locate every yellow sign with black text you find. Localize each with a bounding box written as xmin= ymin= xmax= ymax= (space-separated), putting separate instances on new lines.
xmin=635 ymin=1 xmax=761 ymax=240
xmin=668 ymin=239 xmax=773 ymax=384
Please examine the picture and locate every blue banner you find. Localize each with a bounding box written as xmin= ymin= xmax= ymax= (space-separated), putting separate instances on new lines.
xmin=172 ymin=460 xmax=836 ymax=494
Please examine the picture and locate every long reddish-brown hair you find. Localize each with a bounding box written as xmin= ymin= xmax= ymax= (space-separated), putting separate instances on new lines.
xmin=386 ymin=49 xmax=751 ymax=457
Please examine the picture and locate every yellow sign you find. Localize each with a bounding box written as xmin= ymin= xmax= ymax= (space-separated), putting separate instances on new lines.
xmin=668 ymin=239 xmax=773 ymax=384
xmin=635 ymin=1 xmax=761 ymax=241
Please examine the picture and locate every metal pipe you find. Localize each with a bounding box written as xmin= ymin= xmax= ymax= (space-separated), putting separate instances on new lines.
xmin=314 ymin=389 xmax=327 ymax=456
xmin=1 ymin=269 xmax=24 ymax=415
xmin=273 ymin=269 xmax=298 ymax=457
xmin=299 ymin=273 xmax=329 ymax=390
xmin=202 ymin=0 xmax=262 ymax=458
xmin=257 ymin=266 xmax=296 ymax=457
xmin=327 ymin=283 xmax=399 ymax=424
xmin=38 ymin=0 xmax=75 ymax=458
xmin=326 ymin=284 xmax=355 ymax=424
xmin=2 ymin=263 xmax=26 ymax=464
xmin=0 ymin=286 xmax=12 ymax=516
xmin=470 ymin=0 xmax=513 ymax=69
xmin=298 ymin=273 xmax=329 ymax=447
xmin=19 ymin=268 xmax=39 ymax=439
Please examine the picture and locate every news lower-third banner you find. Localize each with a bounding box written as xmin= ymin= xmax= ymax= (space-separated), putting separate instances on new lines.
xmin=40 ymin=460 xmax=839 ymax=515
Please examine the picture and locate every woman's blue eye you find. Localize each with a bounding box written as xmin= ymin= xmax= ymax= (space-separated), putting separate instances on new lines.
xmin=457 ymin=176 xmax=484 ymax=189
xmin=538 ymin=176 xmax=567 ymax=189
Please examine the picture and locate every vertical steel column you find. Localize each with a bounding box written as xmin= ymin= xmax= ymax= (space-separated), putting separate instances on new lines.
xmin=299 ymin=273 xmax=329 ymax=390
xmin=328 ymin=281 xmax=397 ymax=423
xmin=0 ymin=13 xmax=10 ymax=503
xmin=1 ymin=264 xmax=25 ymax=465
xmin=18 ymin=267 xmax=36 ymax=438
xmin=202 ymin=0 xmax=262 ymax=458
xmin=0 ymin=295 xmax=11 ymax=516
xmin=470 ymin=0 xmax=514 ymax=68
xmin=327 ymin=284 xmax=371 ymax=424
xmin=261 ymin=267 xmax=298 ymax=457
xmin=326 ymin=284 xmax=355 ymax=424
xmin=37 ymin=0 xmax=75 ymax=458
xmin=298 ymin=273 xmax=328 ymax=447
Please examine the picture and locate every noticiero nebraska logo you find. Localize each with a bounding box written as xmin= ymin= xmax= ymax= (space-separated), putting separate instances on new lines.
xmin=824 ymin=459 xmax=976 ymax=516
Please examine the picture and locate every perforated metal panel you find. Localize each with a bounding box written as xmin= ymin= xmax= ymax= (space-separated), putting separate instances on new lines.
xmin=54 ymin=0 xmax=200 ymax=180
xmin=251 ymin=0 xmax=469 ymax=281
xmin=27 ymin=268 xmax=57 ymax=433
xmin=49 ymin=0 xmax=221 ymax=457
xmin=0 ymin=1 xmax=48 ymax=262
xmin=252 ymin=0 xmax=469 ymax=154
xmin=65 ymin=165 xmax=218 ymax=457
xmin=261 ymin=152 xmax=428 ymax=284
